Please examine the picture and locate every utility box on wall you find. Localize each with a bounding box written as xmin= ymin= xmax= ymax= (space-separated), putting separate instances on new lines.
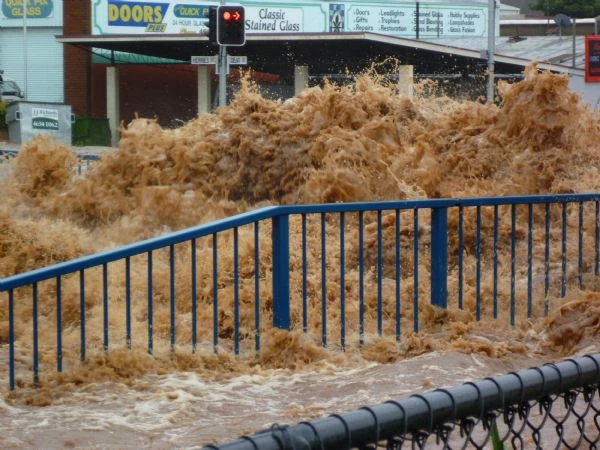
xmin=6 ymin=101 xmax=74 ymax=145
xmin=586 ymin=35 xmax=600 ymax=83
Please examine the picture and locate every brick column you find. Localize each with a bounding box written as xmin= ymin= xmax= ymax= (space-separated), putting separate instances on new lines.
xmin=63 ymin=0 xmax=92 ymax=117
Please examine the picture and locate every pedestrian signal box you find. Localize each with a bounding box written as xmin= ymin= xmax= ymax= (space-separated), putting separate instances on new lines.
xmin=217 ymin=5 xmax=245 ymax=46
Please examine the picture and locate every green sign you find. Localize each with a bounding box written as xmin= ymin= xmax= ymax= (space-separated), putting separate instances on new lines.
xmin=173 ymin=4 xmax=211 ymax=19
xmin=1 ymin=0 xmax=54 ymax=19
xmin=32 ymin=107 xmax=59 ymax=130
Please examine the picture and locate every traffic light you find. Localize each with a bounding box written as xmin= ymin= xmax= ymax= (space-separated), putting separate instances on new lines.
xmin=217 ymin=5 xmax=245 ymax=46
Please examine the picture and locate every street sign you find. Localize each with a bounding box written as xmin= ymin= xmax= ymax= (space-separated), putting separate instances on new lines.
xmin=191 ymin=55 xmax=218 ymax=65
xmin=227 ymin=55 xmax=247 ymax=65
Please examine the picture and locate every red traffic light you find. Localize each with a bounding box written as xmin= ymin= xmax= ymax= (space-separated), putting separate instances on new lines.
xmin=216 ymin=5 xmax=245 ymax=46
xmin=222 ymin=10 xmax=241 ymax=21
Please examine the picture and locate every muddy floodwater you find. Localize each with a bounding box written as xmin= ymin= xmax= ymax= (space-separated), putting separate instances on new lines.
xmin=0 ymin=351 xmax=559 ymax=448
xmin=1 ymin=64 xmax=600 ymax=448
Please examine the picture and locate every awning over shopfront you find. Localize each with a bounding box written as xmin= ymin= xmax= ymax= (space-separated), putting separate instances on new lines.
xmin=57 ymin=32 xmax=584 ymax=77
xmin=58 ymin=31 xmax=583 ymax=78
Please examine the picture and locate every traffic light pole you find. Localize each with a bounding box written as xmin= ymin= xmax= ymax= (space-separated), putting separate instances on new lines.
xmin=487 ymin=0 xmax=495 ymax=103
xmin=219 ymin=44 xmax=227 ymax=107
xmin=218 ymin=0 xmax=226 ymax=107
xmin=213 ymin=2 xmax=245 ymax=107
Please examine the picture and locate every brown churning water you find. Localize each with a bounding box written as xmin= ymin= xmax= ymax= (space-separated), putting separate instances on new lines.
xmin=0 ymin=64 xmax=600 ymax=447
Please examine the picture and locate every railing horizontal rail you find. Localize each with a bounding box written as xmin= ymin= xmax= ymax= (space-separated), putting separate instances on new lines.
xmin=279 ymin=193 xmax=600 ymax=213
xmin=455 ymin=193 xmax=600 ymax=206
xmin=4 ymin=193 xmax=600 ymax=291
xmin=0 ymin=205 xmax=281 ymax=291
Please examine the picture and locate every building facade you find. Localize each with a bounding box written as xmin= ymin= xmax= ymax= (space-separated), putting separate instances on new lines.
xmin=63 ymin=0 xmax=504 ymax=124
xmin=0 ymin=0 xmax=64 ymax=103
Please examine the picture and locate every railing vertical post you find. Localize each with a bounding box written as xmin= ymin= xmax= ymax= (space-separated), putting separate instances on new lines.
xmin=431 ymin=207 xmax=448 ymax=309
xmin=9 ymin=289 xmax=14 ymax=391
xmin=272 ymin=213 xmax=290 ymax=330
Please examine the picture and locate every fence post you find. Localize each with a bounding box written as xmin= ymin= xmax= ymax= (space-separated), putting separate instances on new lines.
xmin=431 ymin=207 xmax=448 ymax=309
xmin=272 ymin=214 xmax=290 ymax=329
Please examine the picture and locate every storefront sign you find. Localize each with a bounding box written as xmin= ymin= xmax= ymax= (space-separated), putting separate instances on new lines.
xmin=585 ymin=36 xmax=600 ymax=83
xmin=173 ymin=4 xmax=208 ymax=19
xmin=98 ymin=0 xmax=211 ymax=33
xmin=245 ymin=7 xmax=302 ymax=33
xmin=91 ymin=0 xmax=493 ymax=38
xmin=32 ymin=107 xmax=59 ymax=130
xmin=340 ymin=3 xmax=486 ymax=37
xmin=1 ymin=0 xmax=53 ymax=19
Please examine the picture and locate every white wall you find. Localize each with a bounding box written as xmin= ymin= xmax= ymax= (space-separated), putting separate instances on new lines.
xmin=569 ymin=75 xmax=600 ymax=111
xmin=0 ymin=0 xmax=64 ymax=103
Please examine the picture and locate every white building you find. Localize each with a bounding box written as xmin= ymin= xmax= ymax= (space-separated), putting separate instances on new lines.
xmin=0 ymin=0 xmax=64 ymax=103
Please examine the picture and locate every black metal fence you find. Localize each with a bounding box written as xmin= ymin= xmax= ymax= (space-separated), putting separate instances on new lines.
xmin=204 ymin=354 xmax=600 ymax=450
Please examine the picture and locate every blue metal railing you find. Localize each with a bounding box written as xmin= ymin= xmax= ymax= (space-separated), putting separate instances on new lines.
xmin=2 ymin=194 xmax=600 ymax=390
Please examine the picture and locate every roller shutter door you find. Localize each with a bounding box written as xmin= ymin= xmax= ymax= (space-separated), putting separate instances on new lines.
xmin=0 ymin=27 xmax=63 ymax=103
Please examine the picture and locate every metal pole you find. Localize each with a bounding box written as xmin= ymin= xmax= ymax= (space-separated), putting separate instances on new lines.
xmin=487 ymin=0 xmax=495 ymax=103
xmin=572 ymin=18 xmax=576 ymax=68
xmin=415 ymin=2 xmax=420 ymax=39
xmin=546 ymin=0 xmax=550 ymax=34
xmin=218 ymin=0 xmax=227 ymax=107
xmin=23 ymin=0 xmax=28 ymax=100
xmin=219 ymin=45 xmax=227 ymax=107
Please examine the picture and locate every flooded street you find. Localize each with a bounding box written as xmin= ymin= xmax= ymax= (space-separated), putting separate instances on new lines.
xmin=1 ymin=65 xmax=600 ymax=448
xmin=0 ymin=351 xmax=557 ymax=449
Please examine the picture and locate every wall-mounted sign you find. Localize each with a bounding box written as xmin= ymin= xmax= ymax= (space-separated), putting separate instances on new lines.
xmin=1 ymin=0 xmax=54 ymax=19
xmin=585 ymin=35 xmax=600 ymax=83
xmin=338 ymin=3 xmax=487 ymax=37
xmin=102 ymin=0 xmax=213 ymax=33
xmin=0 ymin=0 xmax=60 ymax=26
xmin=246 ymin=7 xmax=303 ymax=33
xmin=91 ymin=0 xmax=493 ymax=39
xmin=107 ymin=1 xmax=175 ymax=29
xmin=32 ymin=107 xmax=59 ymax=130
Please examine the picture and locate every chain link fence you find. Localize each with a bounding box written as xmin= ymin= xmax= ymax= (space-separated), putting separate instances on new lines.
xmin=204 ymin=354 xmax=600 ymax=450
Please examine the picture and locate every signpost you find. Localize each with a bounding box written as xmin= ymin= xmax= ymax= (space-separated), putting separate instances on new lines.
xmin=191 ymin=53 xmax=248 ymax=108
xmin=191 ymin=55 xmax=218 ymax=65
xmin=228 ymin=55 xmax=247 ymax=65
xmin=190 ymin=54 xmax=247 ymax=73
